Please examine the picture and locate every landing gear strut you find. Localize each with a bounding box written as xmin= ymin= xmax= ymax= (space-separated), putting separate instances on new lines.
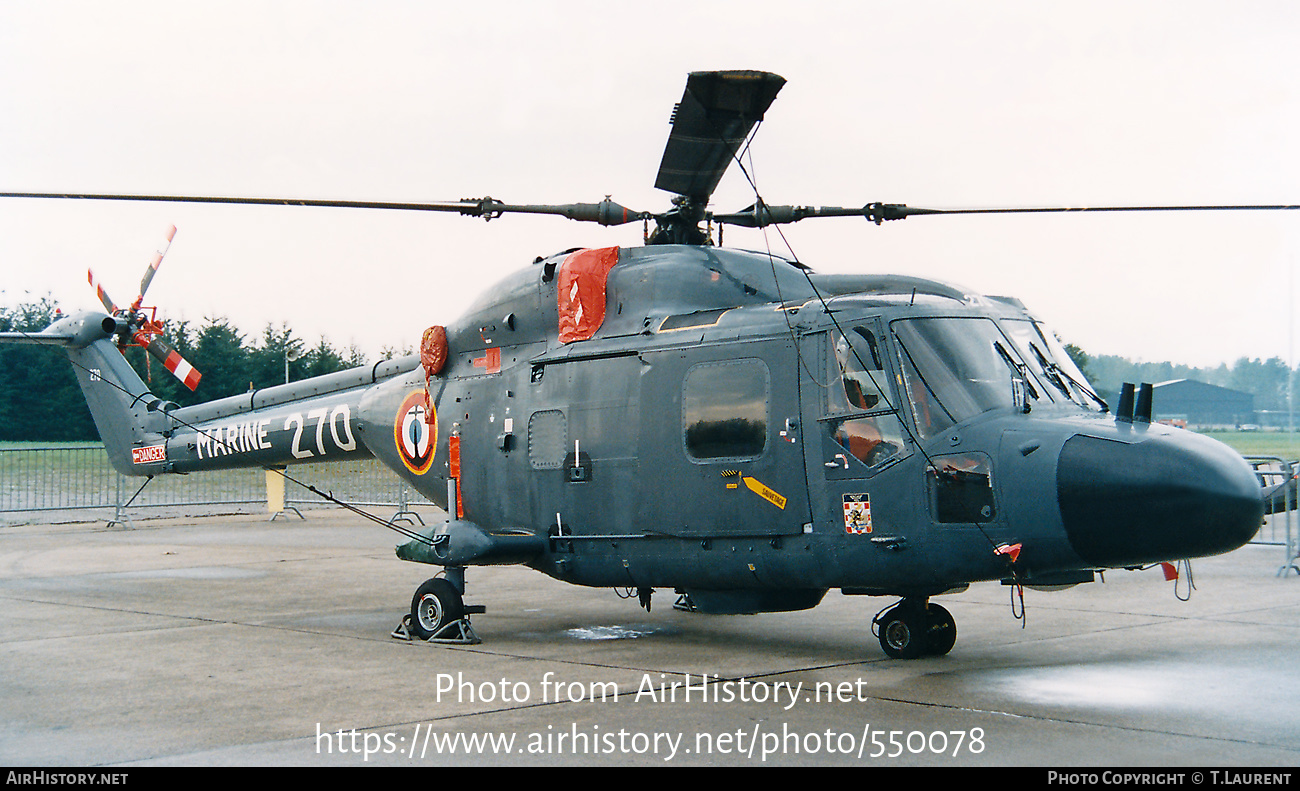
xmin=873 ymin=599 xmax=957 ymax=659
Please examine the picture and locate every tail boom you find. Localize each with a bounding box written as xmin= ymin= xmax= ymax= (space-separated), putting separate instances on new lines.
xmin=4 ymin=311 xmax=419 ymax=477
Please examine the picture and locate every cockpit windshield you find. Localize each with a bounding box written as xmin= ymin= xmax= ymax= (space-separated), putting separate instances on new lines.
xmin=892 ymin=317 xmax=1025 ymax=439
xmin=1000 ymin=318 xmax=1106 ymax=411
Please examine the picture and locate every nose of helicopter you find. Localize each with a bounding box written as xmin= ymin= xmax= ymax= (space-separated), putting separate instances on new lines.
xmin=1056 ymin=430 xmax=1263 ymax=568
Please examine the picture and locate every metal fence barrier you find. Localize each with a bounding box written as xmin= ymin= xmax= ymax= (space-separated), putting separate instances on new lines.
xmin=1246 ymin=456 xmax=1300 ymax=577
xmin=0 ymin=444 xmax=434 ymax=526
xmin=3 ymin=445 xmax=1298 ymax=572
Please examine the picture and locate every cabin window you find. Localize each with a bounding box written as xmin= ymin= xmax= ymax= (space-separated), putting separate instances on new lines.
xmin=682 ymin=360 xmax=768 ymax=460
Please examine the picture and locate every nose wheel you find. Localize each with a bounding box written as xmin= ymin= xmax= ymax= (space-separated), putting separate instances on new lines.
xmin=393 ymin=573 xmax=485 ymax=644
xmin=411 ymin=577 xmax=463 ymax=639
xmin=873 ymin=600 xmax=957 ymax=659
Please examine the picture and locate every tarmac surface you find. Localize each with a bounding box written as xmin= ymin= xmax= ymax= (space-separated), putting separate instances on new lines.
xmin=1 ymin=506 xmax=1298 ymax=768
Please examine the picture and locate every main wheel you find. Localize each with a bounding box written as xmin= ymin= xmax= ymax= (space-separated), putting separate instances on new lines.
xmin=410 ymin=578 xmax=464 ymax=640
xmin=924 ymin=603 xmax=957 ymax=657
xmin=876 ymin=604 xmax=927 ymax=659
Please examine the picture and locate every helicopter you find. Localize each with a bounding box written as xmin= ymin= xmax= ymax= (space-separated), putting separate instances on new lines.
xmin=0 ymin=70 xmax=1283 ymax=659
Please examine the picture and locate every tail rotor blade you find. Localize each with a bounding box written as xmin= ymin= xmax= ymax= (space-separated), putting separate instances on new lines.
xmin=136 ymin=224 xmax=176 ymax=306
xmin=87 ymin=268 xmax=119 ymax=315
xmin=144 ymin=335 xmax=202 ymax=391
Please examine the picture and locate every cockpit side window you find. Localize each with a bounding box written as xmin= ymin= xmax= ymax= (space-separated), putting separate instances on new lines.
xmin=833 ymin=328 xmax=887 ymax=411
xmin=827 ymin=328 xmax=906 ymax=468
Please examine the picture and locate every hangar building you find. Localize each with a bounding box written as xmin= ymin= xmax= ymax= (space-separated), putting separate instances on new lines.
xmin=1151 ymin=379 xmax=1255 ymax=428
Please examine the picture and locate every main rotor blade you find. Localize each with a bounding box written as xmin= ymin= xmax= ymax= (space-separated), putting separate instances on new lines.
xmin=872 ymin=203 xmax=1300 ymax=221
xmin=713 ymin=201 xmax=1300 ymax=228
xmin=653 ymin=70 xmax=786 ymax=202
xmin=0 ymin=192 xmax=646 ymax=226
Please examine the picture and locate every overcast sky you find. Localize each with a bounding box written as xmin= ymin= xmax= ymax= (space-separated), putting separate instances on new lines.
xmin=2 ymin=1 xmax=1298 ymax=371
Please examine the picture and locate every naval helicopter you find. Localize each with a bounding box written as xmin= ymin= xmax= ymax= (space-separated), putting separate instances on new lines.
xmin=0 ymin=70 xmax=1282 ymax=659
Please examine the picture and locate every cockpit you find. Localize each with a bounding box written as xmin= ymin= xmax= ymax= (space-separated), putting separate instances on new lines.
xmin=830 ymin=313 xmax=1104 ymax=455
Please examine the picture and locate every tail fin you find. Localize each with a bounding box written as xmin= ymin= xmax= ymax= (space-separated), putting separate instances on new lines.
xmin=2 ymin=311 xmax=170 ymax=475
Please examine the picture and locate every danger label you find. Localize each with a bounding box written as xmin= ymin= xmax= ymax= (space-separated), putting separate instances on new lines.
xmin=843 ymin=493 xmax=872 ymax=534
xmin=132 ymin=445 xmax=166 ymax=465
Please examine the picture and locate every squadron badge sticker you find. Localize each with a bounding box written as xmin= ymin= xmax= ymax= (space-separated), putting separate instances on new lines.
xmin=843 ymin=493 xmax=872 ymax=534
xmin=394 ymin=390 xmax=437 ymax=475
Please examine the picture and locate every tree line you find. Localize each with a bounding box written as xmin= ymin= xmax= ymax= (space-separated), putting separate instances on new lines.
xmin=0 ymin=298 xmax=385 ymax=441
xmin=1067 ymin=345 xmax=1297 ymax=415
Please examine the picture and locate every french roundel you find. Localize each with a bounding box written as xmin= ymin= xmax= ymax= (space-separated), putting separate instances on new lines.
xmin=394 ymin=391 xmax=437 ymax=475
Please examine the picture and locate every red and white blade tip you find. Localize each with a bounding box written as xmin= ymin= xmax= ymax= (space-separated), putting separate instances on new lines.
xmin=146 ymin=337 xmax=202 ymax=391
xmin=87 ymin=268 xmax=117 ymax=314
xmin=163 ymin=348 xmax=202 ymax=391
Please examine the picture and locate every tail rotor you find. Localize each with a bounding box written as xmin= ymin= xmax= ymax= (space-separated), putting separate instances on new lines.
xmin=90 ymin=225 xmax=202 ymax=391
xmin=134 ymin=224 xmax=175 ymax=312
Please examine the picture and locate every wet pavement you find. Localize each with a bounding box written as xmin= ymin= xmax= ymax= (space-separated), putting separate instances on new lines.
xmin=1 ymin=508 xmax=1297 ymax=767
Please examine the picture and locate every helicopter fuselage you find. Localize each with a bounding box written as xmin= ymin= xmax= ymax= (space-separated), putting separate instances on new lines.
xmin=359 ymin=244 xmax=1263 ymax=608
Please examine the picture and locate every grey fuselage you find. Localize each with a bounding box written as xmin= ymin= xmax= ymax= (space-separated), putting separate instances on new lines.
xmin=36 ymin=244 xmax=1263 ymax=606
xmin=363 ymin=245 xmax=1261 ymax=601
